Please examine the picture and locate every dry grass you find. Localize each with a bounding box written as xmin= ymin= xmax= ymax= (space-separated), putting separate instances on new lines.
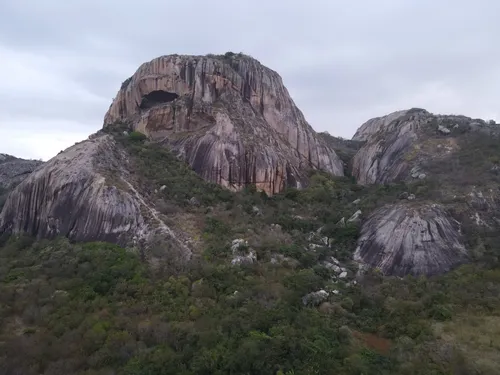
xmin=2 ymin=316 xmax=27 ymax=337
xmin=433 ymin=315 xmax=500 ymax=373
xmin=171 ymin=212 xmax=206 ymax=252
xmin=420 ymin=137 xmax=459 ymax=157
xmin=352 ymin=330 xmax=392 ymax=355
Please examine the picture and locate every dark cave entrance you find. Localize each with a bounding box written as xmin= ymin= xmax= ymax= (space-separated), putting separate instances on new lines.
xmin=139 ymin=90 xmax=179 ymax=109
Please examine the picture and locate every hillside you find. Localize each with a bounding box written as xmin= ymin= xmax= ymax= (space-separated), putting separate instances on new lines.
xmin=1 ymin=121 xmax=500 ymax=374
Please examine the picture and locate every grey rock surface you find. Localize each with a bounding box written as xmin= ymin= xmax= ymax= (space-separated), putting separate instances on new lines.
xmin=0 ymin=134 xmax=192 ymax=258
xmin=352 ymin=109 xmax=414 ymax=141
xmin=351 ymin=108 xmax=500 ymax=185
xmin=354 ymin=203 xmax=467 ymax=276
xmin=351 ymin=109 xmax=428 ymax=185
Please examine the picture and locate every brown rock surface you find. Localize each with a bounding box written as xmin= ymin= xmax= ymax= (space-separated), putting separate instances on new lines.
xmin=104 ymin=53 xmax=343 ymax=194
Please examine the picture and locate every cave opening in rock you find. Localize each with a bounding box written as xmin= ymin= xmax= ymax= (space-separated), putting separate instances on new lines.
xmin=139 ymin=90 xmax=179 ymax=109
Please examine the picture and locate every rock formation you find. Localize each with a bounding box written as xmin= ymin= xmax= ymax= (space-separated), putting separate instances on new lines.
xmin=352 ymin=109 xmax=414 ymax=142
xmin=351 ymin=108 xmax=499 ymax=185
xmin=2 ymin=48 xmax=498 ymax=280
xmin=103 ymin=53 xmax=344 ymax=194
xmin=350 ymin=108 xmax=500 ymax=275
xmin=0 ymin=134 xmax=192 ymax=258
xmin=0 ymin=153 xmax=43 ymax=189
xmin=352 ymin=109 xmax=425 ymax=185
xmin=354 ymin=203 xmax=467 ymax=276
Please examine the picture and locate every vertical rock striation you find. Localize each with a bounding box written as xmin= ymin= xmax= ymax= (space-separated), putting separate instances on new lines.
xmin=351 ymin=109 xmax=429 ymax=185
xmin=104 ymin=53 xmax=344 ymax=194
xmin=0 ymin=134 xmax=192 ymax=258
xmin=354 ymin=203 xmax=467 ymax=276
xmin=351 ymin=108 xmax=499 ymax=185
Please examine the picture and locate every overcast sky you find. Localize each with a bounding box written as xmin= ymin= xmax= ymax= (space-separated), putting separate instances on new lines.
xmin=1 ymin=0 xmax=498 ymax=160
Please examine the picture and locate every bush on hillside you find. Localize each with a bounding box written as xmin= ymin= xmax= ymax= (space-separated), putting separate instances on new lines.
xmin=128 ymin=131 xmax=147 ymax=142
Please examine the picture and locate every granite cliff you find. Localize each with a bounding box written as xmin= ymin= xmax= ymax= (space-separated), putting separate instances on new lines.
xmin=103 ymin=53 xmax=344 ymax=194
xmin=0 ymin=154 xmax=43 ymax=212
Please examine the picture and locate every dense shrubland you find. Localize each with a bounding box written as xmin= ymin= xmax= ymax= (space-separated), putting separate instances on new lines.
xmin=1 ymin=125 xmax=499 ymax=374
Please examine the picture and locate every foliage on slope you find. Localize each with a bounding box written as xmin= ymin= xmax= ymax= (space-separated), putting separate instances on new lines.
xmin=0 ymin=124 xmax=500 ymax=374
xmin=1 ymin=236 xmax=500 ymax=374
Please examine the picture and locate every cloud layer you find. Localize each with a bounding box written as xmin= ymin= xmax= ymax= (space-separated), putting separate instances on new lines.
xmin=1 ymin=0 xmax=498 ymax=160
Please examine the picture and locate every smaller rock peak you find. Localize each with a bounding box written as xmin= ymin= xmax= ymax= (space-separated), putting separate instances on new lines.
xmin=0 ymin=153 xmax=37 ymax=163
xmin=352 ymin=108 xmax=430 ymax=141
xmin=0 ymin=153 xmax=16 ymax=160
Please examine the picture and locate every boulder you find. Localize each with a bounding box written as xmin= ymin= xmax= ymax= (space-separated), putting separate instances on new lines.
xmin=354 ymin=203 xmax=467 ymax=276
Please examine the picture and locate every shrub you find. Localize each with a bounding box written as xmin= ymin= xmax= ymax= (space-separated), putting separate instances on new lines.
xmin=128 ymin=131 xmax=147 ymax=142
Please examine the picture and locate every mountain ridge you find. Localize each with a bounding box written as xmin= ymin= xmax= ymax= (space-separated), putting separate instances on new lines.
xmin=2 ymin=52 xmax=499 ymax=278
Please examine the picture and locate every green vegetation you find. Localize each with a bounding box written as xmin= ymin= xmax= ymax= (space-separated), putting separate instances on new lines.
xmin=1 ymin=123 xmax=500 ymax=374
xmin=206 ymin=51 xmax=253 ymax=62
xmin=426 ymin=132 xmax=500 ymax=187
xmin=1 ymin=235 xmax=499 ymax=374
xmin=318 ymin=132 xmax=364 ymax=172
xmin=128 ymin=131 xmax=148 ymax=142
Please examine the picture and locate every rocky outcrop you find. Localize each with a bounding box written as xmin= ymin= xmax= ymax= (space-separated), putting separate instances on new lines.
xmin=349 ymin=109 xmax=500 ymax=276
xmin=354 ymin=203 xmax=468 ymax=276
xmin=0 ymin=154 xmax=43 ymax=189
xmin=351 ymin=109 xmax=432 ymax=185
xmin=0 ymin=134 xmax=192 ymax=258
xmin=352 ymin=109 xmax=417 ymax=142
xmin=104 ymin=53 xmax=343 ymax=195
xmin=351 ymin=108 xmax=499 ymax=185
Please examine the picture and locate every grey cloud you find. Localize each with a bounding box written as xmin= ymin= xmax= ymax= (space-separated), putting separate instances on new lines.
xmin=70 ymin=67 xmax=131 ymax=102
xmin=0 ymin=94 xmax=106 ymax=127
xmin=1 ymin=0 xmax=499 ymax=158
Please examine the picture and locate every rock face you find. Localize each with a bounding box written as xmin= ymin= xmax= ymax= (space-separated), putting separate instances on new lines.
xmin=104 ymin=53 xmax=343 ymax=194
xmin=352 ymin=109 xmax=413 ymax=142
xmin=352 ymin=109 xmax=425 ymax=185
xmin=0 ymin=154 xmax=43 ymax=189
xmin=0 ymin=134 xmax=191 ymax=257
xmin=351 ymin=108 xmax=499 ymax=185
xmin=350 ymin=108 xmax=500 ymax=275
xmin=354 ymin=203 xmax=467 ymax=276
